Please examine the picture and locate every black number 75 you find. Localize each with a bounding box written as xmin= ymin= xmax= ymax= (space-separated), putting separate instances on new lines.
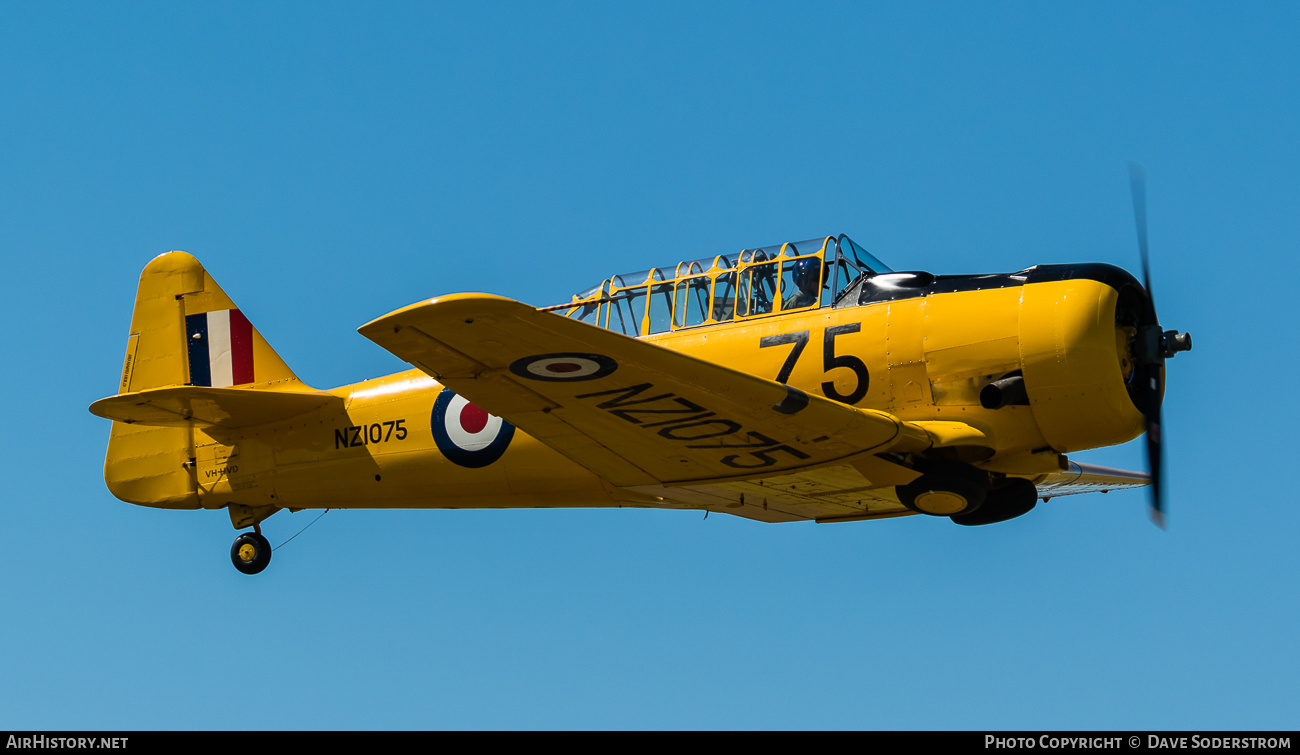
xmin=760 ymin=324 xmax=869 ymax=405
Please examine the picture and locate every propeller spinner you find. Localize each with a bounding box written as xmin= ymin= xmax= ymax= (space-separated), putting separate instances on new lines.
xmin=1127 ymin=163 xmax=1192 ymax=527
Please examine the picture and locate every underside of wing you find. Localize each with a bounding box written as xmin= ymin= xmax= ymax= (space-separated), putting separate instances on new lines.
xmin=625 ymin=463 xmax=918 ymax=523
xmin=651 ymin=459 xmax=1150 ymax=523
xmin=360 ymin=294 xmax=931 ymax=489
xmin=1036 ymin=461 xmax=1149 ymax=498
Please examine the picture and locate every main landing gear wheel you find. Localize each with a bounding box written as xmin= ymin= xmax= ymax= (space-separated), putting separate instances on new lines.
xmin=231 ymin=531 xmax=272 ymax=575
xmin=896 ymin=461 xmax=988 ymax=517
xmin=951 ymin=477 xmax=1038 ymax=527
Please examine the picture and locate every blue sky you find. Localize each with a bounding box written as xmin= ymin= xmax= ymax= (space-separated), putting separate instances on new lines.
xmin=2 ymin=1 xmax=1297 ymax=730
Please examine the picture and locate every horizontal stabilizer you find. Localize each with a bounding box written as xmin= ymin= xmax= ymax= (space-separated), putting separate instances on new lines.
xmin=90 ymin=386 xmax=336 ymax=429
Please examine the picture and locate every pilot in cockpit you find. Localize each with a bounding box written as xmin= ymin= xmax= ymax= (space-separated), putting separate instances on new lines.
xmin=783 ymin=258 xmax=824 ymax=310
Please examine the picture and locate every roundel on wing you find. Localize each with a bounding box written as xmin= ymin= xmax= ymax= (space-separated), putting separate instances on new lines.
xmin=509 ymin=353 xmax=618 ymax=382
xmin=430 ymin=389 xmax=515 ymax=468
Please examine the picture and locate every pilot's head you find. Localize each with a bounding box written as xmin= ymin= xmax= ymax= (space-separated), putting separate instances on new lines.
xmin=793 ymin=257 xmax=823 ymax=293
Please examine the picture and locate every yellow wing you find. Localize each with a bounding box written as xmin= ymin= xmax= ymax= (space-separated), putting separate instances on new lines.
xmin=360 ymin=294 xmax=932 ymax=489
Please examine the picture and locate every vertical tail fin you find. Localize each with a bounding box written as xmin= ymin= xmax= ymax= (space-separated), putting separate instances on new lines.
xmin=120 ymin=251 xmax=304 ymax=394
xmin=104 ymin=251 xmax=305 ymax=509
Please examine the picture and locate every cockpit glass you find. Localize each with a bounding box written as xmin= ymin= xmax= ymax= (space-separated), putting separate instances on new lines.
xmin=786 ymin=238 xmax=828 ymax=257
xmin=609 ymin=286 xmax=645 ymax=336
xmin=619 ymin=269 xmax=655 ymax=286
xmin=559 ymin=233 xmax=891 ymax=334
xmin=840 ymin=236 xmax=893 ymax=274
xmin=712 ymin=271 xmax=737 ymax=322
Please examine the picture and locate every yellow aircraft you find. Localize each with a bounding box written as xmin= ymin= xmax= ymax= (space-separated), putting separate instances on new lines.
xmin=90 ymin=177 xmax=1190 ymax=575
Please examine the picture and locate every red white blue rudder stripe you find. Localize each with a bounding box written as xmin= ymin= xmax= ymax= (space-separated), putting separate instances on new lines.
xmin=186 ymin=309 xmax=255 ymax=387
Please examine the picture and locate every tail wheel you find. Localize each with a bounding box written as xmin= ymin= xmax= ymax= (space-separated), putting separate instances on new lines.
xmin=951 ymin=477 xmax=1038 ymax=526
xmin=896 ymin=461 xmax=988 ymax=517
xmin=231 ymin=531 xmax=272 ymax=575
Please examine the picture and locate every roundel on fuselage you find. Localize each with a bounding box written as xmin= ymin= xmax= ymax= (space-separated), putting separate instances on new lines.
xmin=430 ymin=389 xmax=515 ymax=468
